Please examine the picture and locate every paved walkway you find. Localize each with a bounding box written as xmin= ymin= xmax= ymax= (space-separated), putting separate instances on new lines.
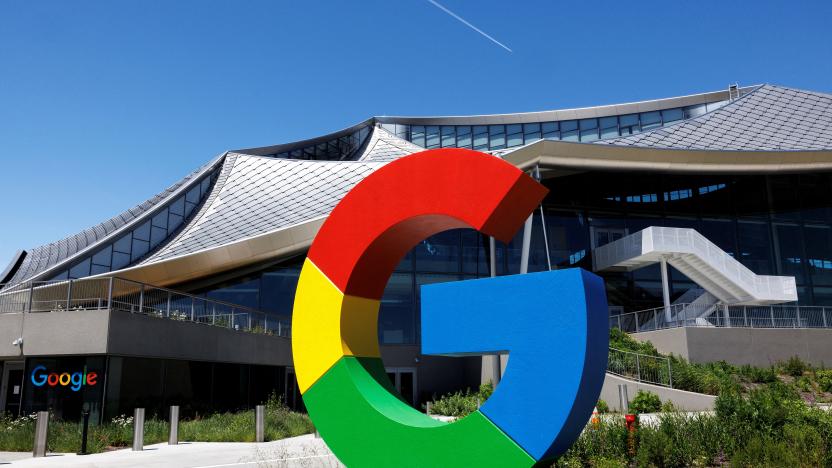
xmin=0 ymin=434 xmax=342 ymax=468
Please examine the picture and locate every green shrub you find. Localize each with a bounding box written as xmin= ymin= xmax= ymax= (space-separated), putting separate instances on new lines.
xmin=660 ymin=400 xmax=677 ymax=413
xmin=630 ymin=390 xmax=661 ymax=414
xmin=596 ymin=399 xmax=609 ymax=414
xmin=739 ymin=363 xmax=778 ymax=383
xmin=816 ymin=369 xmax=832 ymax=393
xmin=428 ymin=382 xmax=493 ymax=417
xmin=782 ymin=356 xmax=809 ymax=377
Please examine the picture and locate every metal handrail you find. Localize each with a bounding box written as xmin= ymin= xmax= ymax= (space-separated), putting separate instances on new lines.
xmin=0 ymin=276 xmax=291 ymax=338
xmin=607 ymin=347 xmax=673 ymax=388
xmin=611 ymin=302 xmax=832 ymax=333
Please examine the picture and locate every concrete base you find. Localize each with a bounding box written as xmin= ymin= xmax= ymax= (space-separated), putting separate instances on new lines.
xmin=600 ymin=373 xmax=716 ymax=412
xmin=4 ymin=434 xmax=341 ymax=468
xmin=633 ymin=327 xmax=832 ymax=368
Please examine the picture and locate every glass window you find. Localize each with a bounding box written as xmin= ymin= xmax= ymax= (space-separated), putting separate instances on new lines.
xmin=737 ymin=221 xmax=774 ymax=275
xmin=542 ymin=122 xmax=559 ymax=139
xmin=547 ymin=210 xmax=591 ymax=269
xmin=184 ymin=200 xmax=197 ymax=217
xmin=684 ymin=104 xmax=707 ymax=118
xmin=640 ymin=111 xmax=661 ymax=130
xmin=186 ymin=186 xmax=200 ymax=204
xmin=168 ymin=213 xmax=183 ymax=232
xmin=461 ymin=229 xmax=488 ymax=275
xmin=661 ymin=108 xmax=684 ymax=124
xmin=378 ymin=273 xmax=415 ymax=345
xmin=774 ymin=224 xmax=805 ymax=283
xmin=131 ymin=239 xmax=149 ymax=261
xmin=91 ymin=245 xmax=112 ymax=268
xmin=440 ymin=126 xmax=455 ymax=147
xmin=206 ymin=279 xmax=260 ymax=310
xmin=599 ymin=116 xmax=618 ymax=139
xmin=425 ymin=126 xmax=440 ymax=148
xmin=114 ymin=234 xmax=131 ymax=254
xmin=200 ymin=177 xmax=211 ymax=196
xmin=411 ymin=126 xmax=425 ymax=147
xmin=260 ymin=265 xmax=301 ymax=315
xmin=150 ymin=226 xmax=167 ymax=248
xmin=798 ymin=174 xmax=832 ymax=222
xmin=152 ymin=209 xmax=168 ymax=229
xmin=769 ymin=175 xmax=800 ymax=220
xmin=732 ymin=176 xmax=769 ymax=218
xmin=804 ymin=226 xmax=832 ymax=285
xmin=699 ymin=219 xmax=737 ymax=257
xmin=619 ymin=114 xmax=639 ymax=135
xmin=560 ymin=120 xmax=578 ymax=141
xmin=169 ymin=197 xmax=185 ymax=216
xmin=456 ymin=126 xmax=472 ymax=148
xmin=473 ymin=126 xmax=488 ymax=150
xmin=90 ymin=264 xmax=110 ymax=275
xmin=415 ymin=230 xmax=461 ymax=273
xmin=579 ymin=119 xmax=599 ymax=142
xmin=69 ymin=258 xmax=91 ymax=279
xmin=523 ymin=123 xmax=541 ymax=143
xmin=506 ymin=124 xmax=523 ymax=148
xmin=133 ymin=221 xmax=151 ymax=241
xmin=489 ymin=125 xmax=505 ymax=149
xmin=112 ymin=252 xmax=131 ymax=270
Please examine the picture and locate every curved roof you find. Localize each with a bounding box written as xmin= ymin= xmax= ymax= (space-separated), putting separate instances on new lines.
xmin=142 ymin=155 xmax=383 ymax=263
xmin=5 ymin=83 xmax=832 ymax=290
xmin=1 ymin=157 xmax=222 ymax=288
xmin=599 ymin=85 xmax=832 ymax=151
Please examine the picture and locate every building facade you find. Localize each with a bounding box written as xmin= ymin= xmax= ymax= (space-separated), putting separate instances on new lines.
xmin=2 ymin=83 xmax=832 ymax=421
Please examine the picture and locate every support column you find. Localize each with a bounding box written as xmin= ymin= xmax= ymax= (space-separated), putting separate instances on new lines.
xmin=660 ymin=257 xmax=672 ymax=323
xmin=482 ymin=236 xmax=502 ymax=386
xmin=519 ymin=214 xmax=533 ymax=274
xmin=489 ymin=237 xmax=497 ymax=277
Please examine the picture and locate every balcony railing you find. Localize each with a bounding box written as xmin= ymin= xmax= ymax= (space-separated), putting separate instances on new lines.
xmin=611 ymin=303 xmax=832 ymax=333
xmin=607 ymin=347 xmax=673 ymax=388
xmin=0 ymin=277 xmax=291 ymax=338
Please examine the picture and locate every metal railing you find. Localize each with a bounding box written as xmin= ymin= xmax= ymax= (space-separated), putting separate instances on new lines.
xmin=0 ymin=277 xmax=291 ymax=338
xmin=607 ymin=347 xmax=673 ymax=388
xmin=611 ymin=303 xmax=832 ymax=333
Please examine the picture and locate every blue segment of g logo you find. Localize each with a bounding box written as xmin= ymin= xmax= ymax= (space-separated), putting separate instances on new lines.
xmin=421 ymin=268 xmax=609 ymax=460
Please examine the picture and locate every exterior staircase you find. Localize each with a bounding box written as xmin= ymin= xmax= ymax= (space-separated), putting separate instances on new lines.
xmin=593 ymin=226 xmax=797 ymax=305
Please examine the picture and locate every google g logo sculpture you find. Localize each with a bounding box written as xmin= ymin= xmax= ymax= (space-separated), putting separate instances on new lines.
xmin=292 ymin=149 xmax=608 ymax=466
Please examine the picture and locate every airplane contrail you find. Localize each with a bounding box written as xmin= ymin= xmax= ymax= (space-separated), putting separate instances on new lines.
xmin=426 ymin=0 xmax=513 ymax=53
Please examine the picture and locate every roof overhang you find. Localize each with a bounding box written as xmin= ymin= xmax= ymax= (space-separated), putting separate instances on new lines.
xmin=503 ymin=140 xmax=832 ymax=174
xmin=106 ymin=218 xmax=324 ymax=288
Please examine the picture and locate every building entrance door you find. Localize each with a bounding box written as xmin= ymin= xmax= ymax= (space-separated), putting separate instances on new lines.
xmin=284 ymin=368 xmax=304 ymax=412
xmin=0 ymin=361 xmax=24 ymax=417
xmin=385 ymin=367 xmax=417 ymax=407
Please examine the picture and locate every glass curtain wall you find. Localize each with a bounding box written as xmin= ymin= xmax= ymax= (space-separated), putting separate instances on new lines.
xmin=193 ymin=171 xmax=832 ymax=346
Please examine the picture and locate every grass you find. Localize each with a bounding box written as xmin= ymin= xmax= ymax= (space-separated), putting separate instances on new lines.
xmin=0 ymin=394 xmax=314 ymax=454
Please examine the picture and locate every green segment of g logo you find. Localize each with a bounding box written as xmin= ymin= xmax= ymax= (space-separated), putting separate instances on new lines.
xmin=291 ymin=149 xmax=608 ymax=466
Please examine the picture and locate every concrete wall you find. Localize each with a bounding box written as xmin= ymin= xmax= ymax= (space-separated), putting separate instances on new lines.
xmin=0 ymin=310 xmax=109 ymax=359
xmin=107 ymin=310 xmax=291 ymax=366
xmin=630 ymin=327 xmax=689 ymax=359
xmin=0 ymin=309 xmax=291 ymax=367
xmin=633 ymin=327 xmax=832 ymax=367
xmin=600 ymin=373 xmax=716 ymax=412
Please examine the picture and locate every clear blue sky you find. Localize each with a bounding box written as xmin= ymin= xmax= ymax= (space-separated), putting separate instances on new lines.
xmin=1 ymin=0 xmax=830 ymax=267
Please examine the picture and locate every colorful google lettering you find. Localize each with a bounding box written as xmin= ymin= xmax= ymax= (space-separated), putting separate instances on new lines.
xmin=292 ymin=148 xmax=609 ymax=466
xmin=30 ymin=365 xmax=98 ymax=392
